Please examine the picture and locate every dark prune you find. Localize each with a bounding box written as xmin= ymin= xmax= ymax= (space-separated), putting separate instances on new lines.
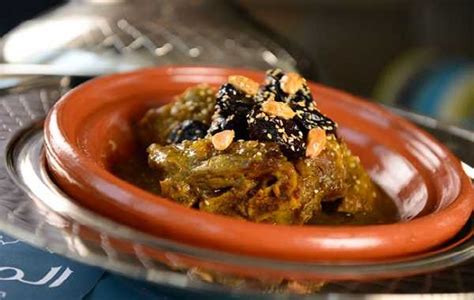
xmin=248 ymin=107 xmax=305 ymax=159
xmin=256 ymin=69 xmax=286 ymax=103
xmin=215 ymin=83 xmax=254 ymax=114
xmin=290 ymin=101 xmax=337 ymax=135
xmin=208 ymin=83 xmax=254 ymax=139
xmin=257 ymin=69 xmax=313 ymax=105
xmin=167 ymin=120 xmax=209 ymax=144
xmin=261 ymin=69 xmax=337 ymax=135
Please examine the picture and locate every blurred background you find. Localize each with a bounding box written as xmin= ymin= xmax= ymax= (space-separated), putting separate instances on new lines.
xmin=1 ymin=0 xmax=473 ymax=129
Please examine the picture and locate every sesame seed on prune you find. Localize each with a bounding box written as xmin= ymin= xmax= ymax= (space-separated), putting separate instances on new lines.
xmin=208 ymin=83 xmax=254 ymax=139
xmin=248 ymin=107 xmax=305 ymax=160
xmin=167 ymin=120 xmax=209 ymax=144
xmin=256 ymin=69 xmax=286 ymax=103
xmin=260 ymin=69 xmax=338 ymax=136
xmin=206 ymin=70 xmax=337 ymax=159
xmin=256 ymin=69 xmax=313 ymax=105
xmin=290 ymin=101 xmax=338 ymax=135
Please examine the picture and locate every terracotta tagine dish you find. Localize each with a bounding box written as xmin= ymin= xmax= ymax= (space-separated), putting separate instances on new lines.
xmin=44 ymin=66 xmax=473 ymax=267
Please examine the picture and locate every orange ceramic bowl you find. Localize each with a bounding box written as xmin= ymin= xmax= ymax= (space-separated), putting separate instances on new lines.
xmin=44 ymin=67 xmax=473 ymax=262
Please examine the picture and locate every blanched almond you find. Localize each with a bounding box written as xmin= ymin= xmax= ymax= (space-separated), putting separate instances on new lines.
xmin=228 ymin=75 xmax=259 ymax=95
xmin=280 ymin=72 xmax=305 ymax=95
xmin=261 ymin=100 xmax=296 ymax=120
xmin=211 ymin=130 xmax=235 ymax=150
xmin=306 ymin=128 xmax=326 ymax=158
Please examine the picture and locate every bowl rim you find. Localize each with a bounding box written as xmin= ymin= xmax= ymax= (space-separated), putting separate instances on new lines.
xmin=44 ymin=66 xmax=474 ymax=262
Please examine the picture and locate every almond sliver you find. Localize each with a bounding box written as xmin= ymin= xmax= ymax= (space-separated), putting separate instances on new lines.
xmin=211 ymin=130 xmax=235 ymax=150
xmin=306 ymin=128 xmax=326 ymax=158
xmin=261 ymin=100 xmax=296 ymax=120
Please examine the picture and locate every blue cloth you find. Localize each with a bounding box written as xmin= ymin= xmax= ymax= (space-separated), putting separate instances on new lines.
xmin=0 ymin=233 xmax=103 ymax=300
xmin=85 ymin=274 xmax=172 ymax=300
xmin=0 ymin=232 xmax=242 ymax=299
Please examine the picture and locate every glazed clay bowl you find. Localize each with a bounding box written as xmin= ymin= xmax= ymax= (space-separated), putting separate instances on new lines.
xmin=44 ymin=66 xmax=473 ymax=262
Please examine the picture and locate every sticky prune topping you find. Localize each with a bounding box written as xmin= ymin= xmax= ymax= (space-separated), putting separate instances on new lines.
xmin=167 ymin=120 xmax=209 ymax=144
xmin=208 ymin=83 xmax=254 ymax=139
xmin=215 ymin=83 xmax=254 ymax=114
xmin=265 ymin=68 xmax=337 ymax=135
xmin=257 ymin=69 xmax=313 ymax=105
xmin=290 ymin=101 xmax=337 ymax=135
xmin=198 ymin=69 xmax=338 ymax=159
xmin=248 ymin=106 xmax=305 ymax=160
xmin=257 ymin=69 xmax=286 ymax=103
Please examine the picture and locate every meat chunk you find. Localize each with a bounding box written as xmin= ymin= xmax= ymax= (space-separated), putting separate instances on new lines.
xmin=148 ymin=139 xmax=301 ymax=223
xmin=147 ymin=135 xmax=390 ymax=224
xmin=138 ymin=84 xmax=215 ymax=145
